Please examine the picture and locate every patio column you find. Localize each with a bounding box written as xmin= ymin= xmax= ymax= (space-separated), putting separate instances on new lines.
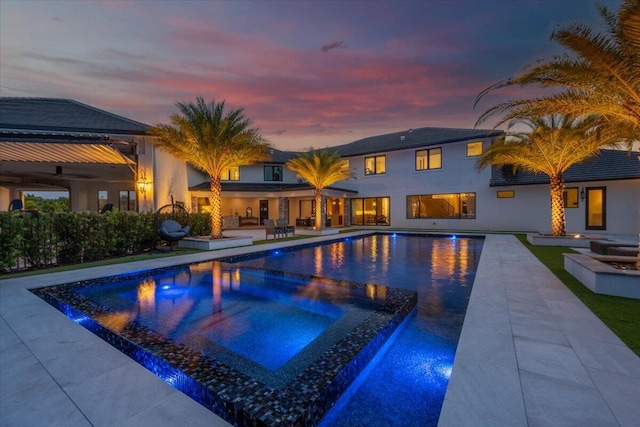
xmin=344 ymin=198 xmax=351 ymax=227
xmin=278 ymin=197 xmax=289 ymax=222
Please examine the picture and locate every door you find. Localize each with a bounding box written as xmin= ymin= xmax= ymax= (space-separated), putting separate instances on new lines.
xmin=585 ymin=187 xmax=606 ymax=230
xmin=259 ymin=199 xmax=269 ymax=225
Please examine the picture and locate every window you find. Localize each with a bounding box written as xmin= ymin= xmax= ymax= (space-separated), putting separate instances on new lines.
xmin=415 ymin=148 xmax=442 ymax=170
xmin=264 ymin=166 xmax=283 ymax=181
xmin=221 ymin=166 xmax=239 ymax=181
xmin=119 ymin=190 xmax=136 ymax=211
xmin=497 ymin=190 xmax=515 ymax=198
xmin=406 ymin=193 xmax=476 ymax=219
xmin=350 ymin=197 xmax=390 ymax=225
xmin=364 ymin=155 xmax=386 ymax=175
xmin=466 ymin=141 xmax=483 ymax=157
xmin=563 ymin=187 xmax=579 ymax=208
xmin=98 ymin=190 xmax=109 ymax=211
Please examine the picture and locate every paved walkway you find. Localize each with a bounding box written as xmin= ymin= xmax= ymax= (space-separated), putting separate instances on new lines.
xmin=1 ymin=233 xmax=638 ymax=426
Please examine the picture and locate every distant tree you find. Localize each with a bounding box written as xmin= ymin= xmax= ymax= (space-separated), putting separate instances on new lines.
xmin=149 ymin=97 xmax=272 ymax=239
xmin=476 ymin=115 xmax=623 ymax=236
xmin=286 ymin=149 xmax=355 ymax=228
xmin=24 ymin=195 xmax=69 ymax=212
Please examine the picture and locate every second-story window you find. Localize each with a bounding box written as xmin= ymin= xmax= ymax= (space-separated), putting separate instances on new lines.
xmin=221 ymin=166 xmax=239 ymax=181
xmin=415 ymin=147 xmax=441 ymax=170
xmin=364 ymin=155 xmax=386 ymax=175
xmin=466 ymin=141 xmax=483 ymax=157
xmin=264 ymin=165 xmax=283 ymax=181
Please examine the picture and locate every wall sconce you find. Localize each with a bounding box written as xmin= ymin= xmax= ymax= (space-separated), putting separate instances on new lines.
xmin=580 ymin=188 xmax=586 ymax=201
xmin=137 ymin=171 xmax=150 ymax=198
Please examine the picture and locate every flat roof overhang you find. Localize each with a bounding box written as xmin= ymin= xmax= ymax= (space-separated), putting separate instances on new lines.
xmin=190 ymin=182 xmax=358 ymax=198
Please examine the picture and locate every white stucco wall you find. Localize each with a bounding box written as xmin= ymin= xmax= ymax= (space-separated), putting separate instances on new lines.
xmin=148 ymin=143 xmax=189 ymax=211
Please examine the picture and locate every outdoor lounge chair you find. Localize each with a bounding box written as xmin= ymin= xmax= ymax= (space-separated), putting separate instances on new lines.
xmin=154 ymin=202 xmax=190 ymax=250
xmin=264 ymin=219 xmax=284 ymax=240
xmin=8 ymin=199 xmax=23 ymax=212
xmin=277 ymin=219 xmax=295 ymax=237
xmin=157 ymin=219 xmax=190 ymax=245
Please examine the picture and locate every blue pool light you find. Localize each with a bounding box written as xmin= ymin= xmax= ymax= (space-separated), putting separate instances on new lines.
xmin=451 ymin=235 xmax=456 ymax=240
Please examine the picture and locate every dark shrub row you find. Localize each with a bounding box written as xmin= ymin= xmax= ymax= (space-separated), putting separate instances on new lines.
xmin=0 ymin=211 xmax=211 ymax=272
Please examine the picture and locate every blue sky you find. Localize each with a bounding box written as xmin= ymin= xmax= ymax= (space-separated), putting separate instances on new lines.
xmin=0 ymin=0 xmax=617 ymax=151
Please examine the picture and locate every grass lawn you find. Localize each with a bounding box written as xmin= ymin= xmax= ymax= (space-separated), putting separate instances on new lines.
xmin=516 ymin=234 xmax=640 ymax=356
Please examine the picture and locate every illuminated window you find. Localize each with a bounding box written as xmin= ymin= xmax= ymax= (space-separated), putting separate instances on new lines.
xmin=119 ymin=190 xmax=136 ymax=211
xmin=497 ymin=190 xmax=515 ymax=198
xmin=350 ymin=197 xmax=390 ymax=225
xmin=221 ymin=166 xmax=239 ymax=181
xmin=563 ymin=187 xmax=579 ymax=208
xmin=467 ymin=141 xmax=483 ymax=157
xmin=416 ymin=148 xmax=442 ymax=170
xmin=406 ymin=193 xmax=475 ymax=219
xmin=364 ymin=155 xmax=386 ymax=175
xmin=264 ymin=166 xmax=283 ymax=181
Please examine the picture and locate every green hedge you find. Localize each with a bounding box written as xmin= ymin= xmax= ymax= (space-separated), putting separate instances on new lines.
xmin=0 ymin=211 xmax=213 ymax=272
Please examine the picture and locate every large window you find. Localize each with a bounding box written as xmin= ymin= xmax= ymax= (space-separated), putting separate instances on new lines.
xmin=119 ymin=190 xmax=136 ymax=211
xmin=221 ymin=166 xmax=239 ymax=181
xmin=364 ymin=155 xmax=386 ymax=175
xmin=351 ymin=197 xmax=390 ymax=225
xmin=466 ymin=141 xmax=483 ymax=157
xmin=264 ymin=166 xmax=283 ymax=181
xmin=563 ymin=187 xmax=579 ymax=208
xmin=415 ymin=148 xmax=441 ymax=170
xmin=406 ymin=193 xmax=476 ymax=219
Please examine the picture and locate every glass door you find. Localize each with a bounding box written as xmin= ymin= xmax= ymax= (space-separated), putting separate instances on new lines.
xmin=585 ymin=187 xmax=606 ymax=230
xmin=259 ymin=199 xmax=269 ymax=225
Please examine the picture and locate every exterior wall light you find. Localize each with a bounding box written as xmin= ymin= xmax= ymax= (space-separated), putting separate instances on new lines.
xmin=137 ymin=171 xmax=150 ymax=197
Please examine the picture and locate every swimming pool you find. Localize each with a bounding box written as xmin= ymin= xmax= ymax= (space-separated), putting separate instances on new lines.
xmin=223 ymin=233 xmax=484 ymax=426
xmin=32 ymin=232 xmax=482 ymax=426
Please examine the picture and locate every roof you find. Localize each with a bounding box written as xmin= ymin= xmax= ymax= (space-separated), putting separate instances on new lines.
xmin=328 ymin=127 xmax=503 ymax=157
xmin=0 ymin=97 xmax=149 ymax=135
xmin=190 ymin=182 xmax=358 ymax=194
xmin=490 ymin=149 xmax=640 ymax=186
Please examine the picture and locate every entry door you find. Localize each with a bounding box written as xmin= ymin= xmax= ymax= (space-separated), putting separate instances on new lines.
xmin=259 ymin=199 xmax=269 ymax=225
xmin=585 ymin=187 xmax=606 ymax=230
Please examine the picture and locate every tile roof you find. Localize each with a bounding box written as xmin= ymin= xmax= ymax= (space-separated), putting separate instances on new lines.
xmin=0 ymin=97 xmax=149 ymax=135
xmin=490 ymin=149 xmax=640 ymax=186
xmin=327 ymin=126 xmax=503 ymax=157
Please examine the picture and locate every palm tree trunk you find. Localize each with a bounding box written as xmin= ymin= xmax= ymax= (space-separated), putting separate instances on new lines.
xmin=549 ymin=175 xmax=566 ymax=237
xmin=209 ymin=176 xmax=223 ymax=239
xmin=314 ymin=188 xmax=322 ymax=229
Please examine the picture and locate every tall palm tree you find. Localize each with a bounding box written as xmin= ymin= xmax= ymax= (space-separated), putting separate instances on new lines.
xmin=286 ymin=149 xmax=355 ymax=229
xmin=149 ymin=97 xmax=271 ymax=239
xmin=477 ymin=115 xmax=622 ymax=236
xmin=475 ymin=0 xmax=640 ymax=140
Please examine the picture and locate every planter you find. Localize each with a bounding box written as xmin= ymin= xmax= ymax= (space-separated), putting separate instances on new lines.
xmin=295 ymin=228 xmax=340 ymax=236
xmin=564 ymin=253 xmax=640 ymax=299
xmin=178 ymin=236 xmax=253 ymax=250
xmin=526 ymin=233 xmax=597 ymax=247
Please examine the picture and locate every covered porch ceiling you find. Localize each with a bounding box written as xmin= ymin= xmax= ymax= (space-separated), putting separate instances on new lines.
xmin=0 ymin=132 xmax=136 ymax=189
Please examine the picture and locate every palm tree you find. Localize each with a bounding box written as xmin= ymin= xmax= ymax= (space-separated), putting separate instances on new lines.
xmin=475 ymin=0 xmax=640 ymax=140
xmin=476 ymin=115 xmax=622 ymax=236
xmin=286 ymin=149 xmax=355 ymax=229
xmin=149 ymin=97 xmax=271 ymax=239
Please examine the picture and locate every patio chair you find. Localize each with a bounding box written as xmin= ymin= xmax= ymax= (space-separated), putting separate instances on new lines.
xmin=8 ymin=199 xmax=23 ymax=212
xmin=154 ymin=203 xmax=190 ymax=249
xmin=277 ymin=219 xmax=295 ymax=237
xmin=264 ymin=219 xmax=284 ymax=240
xmin=100 ymin=204 xmax=113 ymax=214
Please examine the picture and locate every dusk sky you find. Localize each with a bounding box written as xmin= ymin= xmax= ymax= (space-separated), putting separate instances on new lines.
xmin=0 ymin=0 xmax=618 ymax=151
